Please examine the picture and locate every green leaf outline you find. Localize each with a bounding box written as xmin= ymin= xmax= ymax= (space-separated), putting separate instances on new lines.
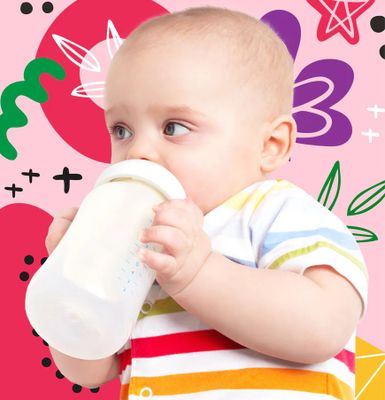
xmin=317 ymin=161 xmax=341 ymax=211
xmin=347 ymin=225 xmax=378 ymax=243
xmin=347 ymin=180 xmax=385 ymax=216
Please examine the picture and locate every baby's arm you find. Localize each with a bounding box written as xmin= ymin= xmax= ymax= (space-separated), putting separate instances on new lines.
xmin=45 ymin=207 xmax=120 ymax=387
xmin=173 ymin=252 xmax=363 ymax=364
xmin=49 ymin=346 xmax=119 ymax=388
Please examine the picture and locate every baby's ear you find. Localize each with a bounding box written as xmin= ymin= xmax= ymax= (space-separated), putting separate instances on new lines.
xmin=260 ymin=114 xmax=297 ymax=174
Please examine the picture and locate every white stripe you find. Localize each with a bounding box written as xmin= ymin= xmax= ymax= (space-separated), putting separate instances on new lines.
xmin=130 ymin=348 xmax=354 ymax=387
xmin=132 ymin=310 xmax=210 ymax=337
xmin=137 ymin=290 xmax=357 ymax=352
xmin=345 ymin=332 xmax=356 ymax=352
xmin=127 ymin=389 xmax=340 ymax=400
xmin=119 ymin=363 xmax=131 ymax=384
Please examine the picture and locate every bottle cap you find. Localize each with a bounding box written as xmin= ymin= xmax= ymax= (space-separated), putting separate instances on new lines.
xmin=94 ymin=159 xmax=186 ymax=200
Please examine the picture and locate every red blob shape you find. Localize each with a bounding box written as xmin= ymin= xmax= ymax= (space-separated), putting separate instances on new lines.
xmin=0 ymin=203 xmax=120 ymax=397
xmin=36 ymin=0 xmax=169 ymax=162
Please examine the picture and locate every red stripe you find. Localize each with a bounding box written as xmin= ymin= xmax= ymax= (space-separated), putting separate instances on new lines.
xmin=131 ymin=329 xmax=243 ymax=358
xmin=118 ymin=348 xmax=131 ymax=374
xmin=334 ymin=348 xmax=355 ymax=373
xmin=121 ymin=330 xmax=355 ymax=375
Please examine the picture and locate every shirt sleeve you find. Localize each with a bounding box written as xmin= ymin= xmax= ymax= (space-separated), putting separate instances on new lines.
xmin=252 ymin=187 xmax=369 ymax=319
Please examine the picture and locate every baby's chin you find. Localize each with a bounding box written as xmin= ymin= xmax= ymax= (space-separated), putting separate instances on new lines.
xmin=195 ymin=198 xmax=217 ymax=216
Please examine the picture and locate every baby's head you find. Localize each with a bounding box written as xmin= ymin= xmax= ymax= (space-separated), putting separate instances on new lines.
xmin=104 ymin=6 xmax=296 ymax=214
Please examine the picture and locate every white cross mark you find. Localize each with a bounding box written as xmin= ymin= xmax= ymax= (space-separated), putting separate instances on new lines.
xmin=361 ymin=128 xmax=380 ymax=143
xmin=366 ymin=104 xmax=385 ymax=119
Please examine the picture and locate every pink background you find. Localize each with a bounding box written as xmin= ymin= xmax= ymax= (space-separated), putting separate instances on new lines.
xmin=0 ymin=0 xmax=383 ymax=398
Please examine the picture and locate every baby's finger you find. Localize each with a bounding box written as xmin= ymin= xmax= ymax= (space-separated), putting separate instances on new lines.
xmin=55 ymin=206 xmax=79 ymax=222
xmin=46 ymin=207 xmax=78 ymax=254
xmin=140 ymin=225 xmax=188 ymax=258
xmin=154 ymin=197 xmax=202 ymax=220
xmin=138 ymin=248 xmax=178 ymax=278
xmin=45 ymin=220 xmax=71 ymax=255
xmin=152 ymin=207 xmax=196 ymax=238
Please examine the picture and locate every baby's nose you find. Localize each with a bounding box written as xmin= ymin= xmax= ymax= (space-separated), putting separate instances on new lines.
xmin=125 ymin=134 xmax=160 ymax=162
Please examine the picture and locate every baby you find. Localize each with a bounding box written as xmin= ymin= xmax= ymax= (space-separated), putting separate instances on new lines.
xmin=46 ymin=6 xmax=368 ymax=400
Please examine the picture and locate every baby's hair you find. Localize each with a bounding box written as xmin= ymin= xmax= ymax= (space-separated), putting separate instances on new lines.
xmin=121 ymin=6 xmax=294 ymax=120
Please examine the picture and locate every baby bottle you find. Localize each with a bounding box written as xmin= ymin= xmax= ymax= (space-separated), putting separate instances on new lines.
xmin=25 ymin=159 xmax=186 ymax=360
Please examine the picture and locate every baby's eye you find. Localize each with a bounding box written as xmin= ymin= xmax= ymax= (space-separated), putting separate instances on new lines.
xmin=164 ymin=122 xmax=190 ymax=137
xmin=110 ymin=125 xmax=132 ymax=140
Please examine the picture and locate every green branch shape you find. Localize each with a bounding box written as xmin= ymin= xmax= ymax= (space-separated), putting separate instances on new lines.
xmin=0 ymin=58 xmax=65 ymax=160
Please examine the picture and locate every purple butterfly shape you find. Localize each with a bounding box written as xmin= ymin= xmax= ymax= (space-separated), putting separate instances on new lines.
xmin=261 ymin=10 xmax=353 ymax=146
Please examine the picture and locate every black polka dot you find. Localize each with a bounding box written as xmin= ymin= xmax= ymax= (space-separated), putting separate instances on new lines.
xmin=42 ymin=1 xmax=54 ymax=13
xmin=20 ymin=2 xmax=33 ymax=14
xmin=32 ymin=329 xmax=39 ymax=337
xmin=42 ymin=339 xmax=49 ymax=346
xmin=371 ymin=16 xmax=385 ymax=33
xmin=380 ymin=45 xmax=385 ymax=59
xmin=90 ymin=387 xmax=100 ymax=393
xmin=42 ymin=357 xmax=52 ymax=367
xmin=19 ymin=271 xmax=29 ymax=281
xmin=24 ymin=255 xmax=34 ymax=264
xmin=40 ymin=257 xmax=47 ymax=265
xmin=56 ymin=370 xmax=64 ymax=379
xmin=72 ymin=384 xmax=82 ymax=393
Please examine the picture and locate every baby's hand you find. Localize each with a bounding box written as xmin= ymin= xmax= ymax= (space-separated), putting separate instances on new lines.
xmin=138 ymin=197 xmax=212 ymax=297
xmin=45 ymin=207 xmax=79 ymax=255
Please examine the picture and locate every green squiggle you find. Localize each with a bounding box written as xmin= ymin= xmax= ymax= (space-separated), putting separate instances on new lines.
xmin=0 ymin=58 xmax=65 ymax=160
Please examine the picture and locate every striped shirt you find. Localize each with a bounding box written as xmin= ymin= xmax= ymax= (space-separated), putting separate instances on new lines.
xmin=117 ymin=178 xmax=368 ymax=400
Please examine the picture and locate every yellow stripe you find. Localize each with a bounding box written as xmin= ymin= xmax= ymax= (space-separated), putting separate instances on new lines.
xmin=129 ymin=368 xmax=353 ymax=399
xmin=222 ymin=179 xmax=294 ymax=212
xmin=138 ymin=296 xmax=184 ymax=320
xmin=267 ymin=240 xmax=368 ymax=278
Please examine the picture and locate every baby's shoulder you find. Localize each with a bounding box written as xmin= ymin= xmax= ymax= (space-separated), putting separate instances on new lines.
xmin=248 ymin=178 xmax=343 ymax=228
xmin=249 ymin=178 xmax=318 ymax=209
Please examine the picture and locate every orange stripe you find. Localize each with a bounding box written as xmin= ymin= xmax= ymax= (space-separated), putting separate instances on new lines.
xmin=120 ymin=383 xmax=129 ymax=400
xmin=129 ymin=368 xmax=353 ymax=399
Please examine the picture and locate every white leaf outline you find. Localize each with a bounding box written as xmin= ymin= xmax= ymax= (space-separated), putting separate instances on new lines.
xmin=293 ymin=76 xmax=334 ymax=139
xmin=52 ymin=34 xmax=101 ymax=72
xmin=107 ymin=19 xmax=123 ymax=59
xmin=71 ymin=81 xmax=105 ymax=98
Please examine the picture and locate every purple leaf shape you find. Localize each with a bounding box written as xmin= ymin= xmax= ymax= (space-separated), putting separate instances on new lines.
xmin=262 ymin=10 xmax=354 ymax=147
xmin=293 ymin=60 xmax=354 ymax=146
xmin=261 ymin=10 xmax=300 ymax=61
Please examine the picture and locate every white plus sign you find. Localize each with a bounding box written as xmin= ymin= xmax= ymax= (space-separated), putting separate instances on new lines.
xmin=361 ymin=128 xmax=380 ymax=144
xmin=366 ymin=104 xmax=385 ymax=119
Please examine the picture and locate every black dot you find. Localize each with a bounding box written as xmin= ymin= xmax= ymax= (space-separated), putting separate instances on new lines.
xmin=56 ymin=370 xmax=64 ymax=379
xmin=42 ymin=1 xmax=54 ymax=13
xmin=42 ymin=339 xmax=49 ymax=346
xmin=42 ymin=357 xmax=52 ymax=367
xmin=24 ymin=255 xmax=34 ymax=264
xmin=72 ymin=384 xmax=82 ymax=393
xmin=40 ymin=257 xmax=47 ymax=265
xmin=32 ymin=329 xmax=39 ymax=337
xmin=20 ymin=2 xmax=33 ymax=14
xmin=371 ymin=16 xmax=385 ymax=33
xmin=380 ymin=45 xmax=385 ymax=60
xmin=90 ymin=387 xmax=100 ymax=393
xmin=19 ymin=271 xmax=29 ymax=281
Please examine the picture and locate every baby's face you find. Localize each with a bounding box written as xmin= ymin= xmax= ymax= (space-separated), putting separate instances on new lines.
xmin=104 ymin=37 xmax=268 ymax=215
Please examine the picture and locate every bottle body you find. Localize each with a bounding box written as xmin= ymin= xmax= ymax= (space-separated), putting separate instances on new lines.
xmin=25 ymin=179 xmax=165 ymax=360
